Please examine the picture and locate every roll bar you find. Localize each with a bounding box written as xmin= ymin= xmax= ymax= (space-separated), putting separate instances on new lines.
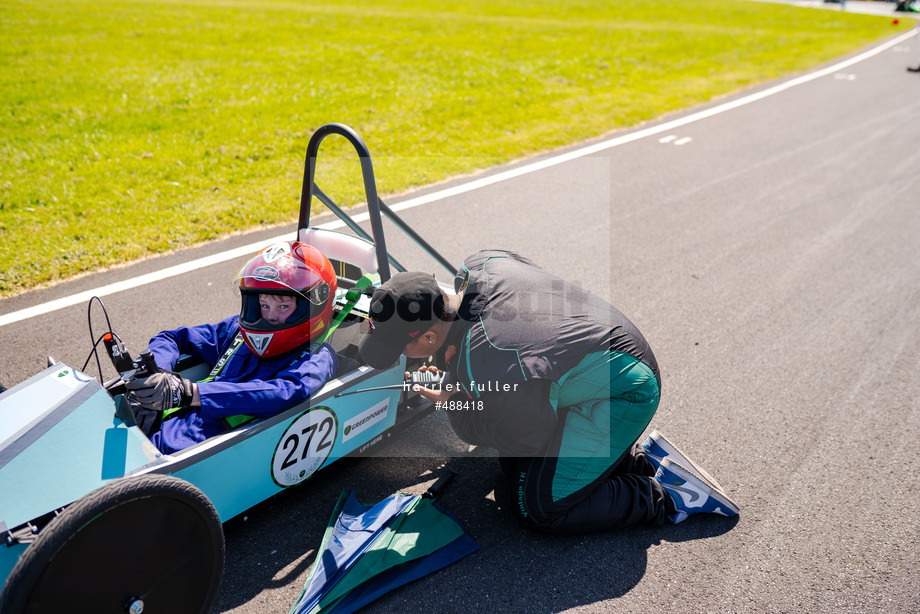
xmin=297 ymin=123 xmax=455 ymax=283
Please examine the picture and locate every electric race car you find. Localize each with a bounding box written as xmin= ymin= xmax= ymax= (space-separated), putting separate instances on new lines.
xmin=0 ymin=124 xmax=456 ymax=614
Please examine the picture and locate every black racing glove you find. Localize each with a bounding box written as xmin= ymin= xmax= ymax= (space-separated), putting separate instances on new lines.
xmin=126 ymin=372 xmax=194 ymax=412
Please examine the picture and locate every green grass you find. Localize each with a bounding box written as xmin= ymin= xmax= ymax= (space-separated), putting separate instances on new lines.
xmin=0 ymin=0 xmax=910 ymax=296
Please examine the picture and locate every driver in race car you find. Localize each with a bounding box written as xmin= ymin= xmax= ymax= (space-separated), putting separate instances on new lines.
xmin=359 ymin=250 xmax=739 ymax=533
xmin=126 ymin=241 xmax=339 ymax=454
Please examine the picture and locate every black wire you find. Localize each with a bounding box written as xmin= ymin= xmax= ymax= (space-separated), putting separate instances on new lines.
xmin=81 ymin=333 xmax=115 ymax=374
xmin=84 ymin=296 xmax=116 ymax=384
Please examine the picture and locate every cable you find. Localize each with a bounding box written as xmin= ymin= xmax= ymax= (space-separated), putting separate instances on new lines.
xmin=83 ymin=296 xmax=117 ymax=384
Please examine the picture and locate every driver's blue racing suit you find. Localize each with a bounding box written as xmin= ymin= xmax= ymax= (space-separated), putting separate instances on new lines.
xmin=143 ymin=315 xmax=338 ymax=454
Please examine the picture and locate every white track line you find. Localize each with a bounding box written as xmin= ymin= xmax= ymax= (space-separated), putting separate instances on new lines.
xmin=1 ymin=29 xmax=914 ymax=329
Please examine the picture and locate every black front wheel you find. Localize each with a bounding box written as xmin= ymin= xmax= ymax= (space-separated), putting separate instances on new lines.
xmin=0 ymin=474 xmax=224 ymax=614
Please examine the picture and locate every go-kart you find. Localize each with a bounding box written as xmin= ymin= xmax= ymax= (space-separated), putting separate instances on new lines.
xmin=0 ymin=123 xmax=456 ymax=613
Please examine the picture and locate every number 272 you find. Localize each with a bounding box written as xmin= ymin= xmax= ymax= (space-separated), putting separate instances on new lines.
xmin=280 ymin=416 xmax=334 ymax=470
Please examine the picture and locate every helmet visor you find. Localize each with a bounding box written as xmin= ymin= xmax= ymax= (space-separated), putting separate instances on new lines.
xmin=238 ymin=291 xmax=328 ymax=332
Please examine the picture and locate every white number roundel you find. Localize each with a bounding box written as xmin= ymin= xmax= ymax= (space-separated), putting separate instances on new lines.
xmin=271 ymin=407 xmax=337 ymax=487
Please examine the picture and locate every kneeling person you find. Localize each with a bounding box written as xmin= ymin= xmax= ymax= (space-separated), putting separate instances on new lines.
xmin=359 ymin=250 xmax=738 ymax=533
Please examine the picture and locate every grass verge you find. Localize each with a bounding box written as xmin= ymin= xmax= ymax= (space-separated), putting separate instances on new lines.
xmin=0 ymin=0 xmax=911 ymax=296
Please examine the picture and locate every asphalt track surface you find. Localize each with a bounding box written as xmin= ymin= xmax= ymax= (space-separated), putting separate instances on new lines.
xmin=2 ymin=20 xmax=920 ymax=614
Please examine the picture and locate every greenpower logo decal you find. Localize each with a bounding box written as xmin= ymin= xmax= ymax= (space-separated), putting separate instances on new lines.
xmin=342 ymin=399 xmax=390 ymax=443
xmin=271 ymin=406 xmax=337 ymax=488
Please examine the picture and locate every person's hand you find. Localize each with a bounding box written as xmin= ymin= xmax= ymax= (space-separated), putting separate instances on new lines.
xmin=126 ymin=372 xmax=194 ymax=412
xmin=405 ymin=346 xmax=456 ymax=404
xmin=408 ymin=368 xmax=453 ymax=404
xmin=405 ymin=365 xmax=445 ymax=387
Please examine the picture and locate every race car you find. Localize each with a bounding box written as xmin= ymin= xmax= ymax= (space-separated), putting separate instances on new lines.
xmin=0 ymin=123 xmax=456 ymax=613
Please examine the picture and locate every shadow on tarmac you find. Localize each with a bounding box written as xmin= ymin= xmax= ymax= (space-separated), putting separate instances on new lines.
xmin=215 ymin=449 xmax=737 ymax=613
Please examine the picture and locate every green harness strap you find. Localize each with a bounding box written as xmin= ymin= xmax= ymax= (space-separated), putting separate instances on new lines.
xmin=316 ymin=273 xmax=378 ymax=345
xmin=161 ymin=331 xmax=248 ymax=426
xmin=164 ymin=273 xmax=378 ymax=431
xmin=207 ymin=333 xmax=253 ymax=429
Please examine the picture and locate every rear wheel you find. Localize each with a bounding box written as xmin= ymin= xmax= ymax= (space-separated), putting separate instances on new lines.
xmin=0 ymin=474 xmax=224 ymax=614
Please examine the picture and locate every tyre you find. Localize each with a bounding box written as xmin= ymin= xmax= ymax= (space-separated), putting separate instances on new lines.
xmin=0 ymin=474 xmax=224 ymax=614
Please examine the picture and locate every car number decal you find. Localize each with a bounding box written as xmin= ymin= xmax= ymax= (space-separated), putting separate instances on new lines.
xmin=271 ymin=406 xmax=337 ymax=487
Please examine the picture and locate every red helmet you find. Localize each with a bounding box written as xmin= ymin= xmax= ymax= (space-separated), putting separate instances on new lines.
xmin=235 ymin=241 xmax=337 ymax=357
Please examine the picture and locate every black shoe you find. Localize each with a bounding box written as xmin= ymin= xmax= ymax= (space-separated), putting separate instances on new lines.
xmin=908 ymin=66 xmax=920 ymax=73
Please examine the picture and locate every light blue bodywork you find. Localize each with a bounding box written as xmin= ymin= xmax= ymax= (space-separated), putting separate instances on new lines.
xmin=0 ymin=355 xmax=407 ymax=585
